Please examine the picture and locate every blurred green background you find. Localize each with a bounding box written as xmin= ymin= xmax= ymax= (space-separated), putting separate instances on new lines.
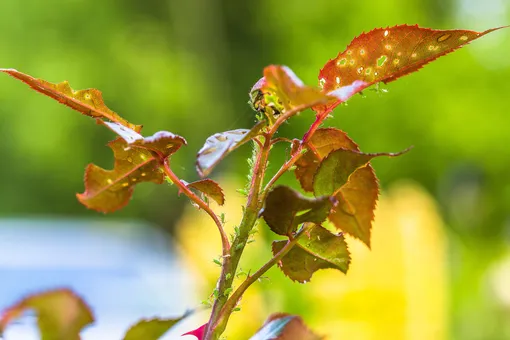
xmin=1 ymin=0 xmax=509 ymax=339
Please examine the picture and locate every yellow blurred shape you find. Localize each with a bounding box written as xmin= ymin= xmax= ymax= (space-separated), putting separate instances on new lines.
xmin=310 ymin=181 xmax=448 ymax=340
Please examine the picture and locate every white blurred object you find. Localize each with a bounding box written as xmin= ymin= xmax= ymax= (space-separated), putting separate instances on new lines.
xmin=0 ymin=218 xmax=198 ymax=340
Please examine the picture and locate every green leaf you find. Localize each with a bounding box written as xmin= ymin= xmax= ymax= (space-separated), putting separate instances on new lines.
xmin=0 ymin=288 xmax=94 ymax=340
xmin=318 ymin=25 xmax=506 ymax=110
xmin=262 ymin=65 xmax=333 ymax=112
xmin=250 ymin=313 xmax=322 ymax=340
xmin=313 ymin=147 xmax=409 ymax=197
xmin=329 ymin=165 xmax=379 ymax=247
xmin=294 ymin=128 xmax=359 ymax=192
xmin=186 ymin=178 xmax=225 ymax=205
xmin=122 ymin=317 xmax=182 ymax=340
xmin=101 ymin=121 xmax=187 ymax=159
xmin=262 ymin=186 xmax=334 ymax=236
xmin=0 ymin=68 xmax=142 ymax=132
xmin=77 ymin=138 xmax=165 ymax=213
xmin=196 ymin=121 xmax=265 ymax=177
xmin=272 ymin=224 xmax=350 ymax=283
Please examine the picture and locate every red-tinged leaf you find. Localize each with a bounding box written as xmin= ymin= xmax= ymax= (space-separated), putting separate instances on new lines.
xmin=294 ymin=128 xmax=359 ymax=192
xmin=196 ymin=121 xmax=265 ymax=177
xmin=262 ymin=65 xmax=333 ymax=112
xmin=0 ymin=68 xmax=141 ymax=132
xmin=0 ymin=288 xmax=94 ymax=340
xmin=77 ymin=138 xmax=164 ymax=213
xmin=250 ymin=313 xmax=322 ymax=340
xmin=329 ymin=165 xmax=379 ymax=248
xmin=262 ymin=186 xmax=334 ymax=236
xmin=313 ymin=147 xmax=410 ymax=197
xmin=272 ymin=225 xmax=350 ymax=283
xmin=319 ymin=25 xmax=506 ymax=109
xmin=123 ymin=317 xmax=183 ymax=340
xmin=182 ymin=323 xmax=207 ymax=339
xmin=101 ymin=121 xmax=187 ymax=159
xmin=186 ymin=179 xmax=225 ymax=206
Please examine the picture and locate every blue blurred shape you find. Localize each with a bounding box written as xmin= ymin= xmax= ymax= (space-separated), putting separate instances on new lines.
xmin=0 ymin=218 xmax=195 ymax=339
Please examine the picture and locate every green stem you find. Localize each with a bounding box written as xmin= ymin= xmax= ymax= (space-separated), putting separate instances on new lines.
xmin=205 ymin=103 xmax=330 ymax=339
xmin=212 ymin=223 xmax=312 ymax=332
xmin=204 ymin=136 xmax=272 ymax=340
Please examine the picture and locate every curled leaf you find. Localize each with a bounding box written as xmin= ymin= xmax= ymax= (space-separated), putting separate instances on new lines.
xmin=77 ymin=138 xmax=164 ymax=213
xmin=319 ymin=25 xmax=506 ymax=109
xmin=250 ymin=313 xmax=321 ymax=340
xmin=262 ymin=65 xmax=333 ymax=112
xmin=313 ymin=147 xmax=410 ymax=197
xmin=123 ymin=317 xmax=183 ymax=340
xmin=262 ymin=186 xmax=334 ymax=236
xmin=196 ymin=122 xmax=265 ymax=177
xmin=101 ymin=121 xmax=187 ymax=159
xmin=0 ymin=68 xmax=141 ymax=132
xmin=294 ymin=128 xmax=359 ymax=192
xmin=0 ymin=288 xmax=94 ymax=340
xmin=329 ymin=165 xmax=379 ymax=247
xmin=186 ymin=179 xmax=225 ymax=205
xmin=272 ymin=225 xmax=350 ymax=283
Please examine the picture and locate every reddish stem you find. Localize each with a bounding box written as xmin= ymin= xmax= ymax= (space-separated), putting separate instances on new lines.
xmin=162 ymin=159 xmax=230 ymax=255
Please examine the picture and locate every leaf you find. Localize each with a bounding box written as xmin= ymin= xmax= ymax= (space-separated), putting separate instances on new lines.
xmin=250 ymin=313 xmax=322 ymax=340
xmin=294 ymin=128 xmax=359 ymax=192
xmin=262 ymin=65 xmax=333 ymax=112
xmin=77 ymin=138 xmax=165 ymax=213
xmin=262 ymin=186 xmax=334 ymax=236
xmin=313 ymin=147 xmax=410 ymax=197
xmin=196 ymin=121 xmax=265 ymax=177
xmin=0 ymin=288 xmax=94 ymax=340
xmin=182 ymin=323 xmax=207 ymax=339
xmin=329 ymin=165 xmax=379 ymax=247
xmin=186 ymin=179 xmax=225 ymax=205
xmin=272 ymin=225 xmax=350 ymax=283
xmin=123 ymin=317 xmax=183 ymax=340
xmin=319 ymin=25 xmax=506 ymax=109
xmin=0 ymin=68 xmax=141 ymax=132
xmin=101 ymin=121 xmax=187 ymax=159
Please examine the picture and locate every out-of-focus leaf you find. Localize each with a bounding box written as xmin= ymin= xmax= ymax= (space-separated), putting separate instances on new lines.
xmin=272 ymin=225 xmax=350 ymax=283
xmin=182 ymin=323 xmax=207 ymax=339
xmin=294 ymin=128 xmax=359 ymax=192
xmin=329 ymin=165 xmax=379 ymax=247
xmin=196 ymin=122 xmax=265 ymax=177
xmin=101 ymin=121 xmax=187 ymax=159
xmin=313 ymin=147 xmax=409 ymax=197
xmin=318 ymin=25 xmax=505 ymax=109
xmin=77 ymin=138 xmax=164 ymax=213
xmin=250 ymin=313 xmax=322 ymax=340
xmin=186 ymin=179 xmax=225 ymax=205
xmin=0 ymin=68 xmax=141 ymax=132
xmin=123 ymin=317 xmax=183 ymax=340
xmin=0 ymin=288 xmax=94 ymax=340
xmin=262 ymin=186 xmax=334 ymax=236
xmin=262 ymin=65 xmax=333 ymax=112
xmin=250 ymin=313 xmax=323 ymax=340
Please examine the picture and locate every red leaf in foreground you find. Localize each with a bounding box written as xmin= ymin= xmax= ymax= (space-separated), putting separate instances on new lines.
xmin=250 ymin=313 xmax=322 ymax=339
xmin=0 ymin=288 xmax=94 ymax=340
xmin=319 ymin=25 xmax=506 ymax=109
xmin=182 ymin=323 xmax=207 ymax=339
